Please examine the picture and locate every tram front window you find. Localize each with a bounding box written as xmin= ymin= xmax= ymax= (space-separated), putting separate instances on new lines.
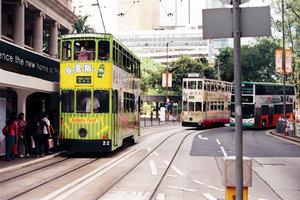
xmin=94 ymin=90 xmax=109 ymax=113
xmin=76 ymin=91 xmax=91 ymax=113
xmin=61 ymin=90 xmax=74 ymax=113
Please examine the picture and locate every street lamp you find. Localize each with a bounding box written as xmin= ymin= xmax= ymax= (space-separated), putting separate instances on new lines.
xmin=166 ymin=40 xmax=173 ymax=120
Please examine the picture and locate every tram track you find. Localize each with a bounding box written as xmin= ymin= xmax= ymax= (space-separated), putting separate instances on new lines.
xmin=5 ymin=156 xmax=101 ymax=200
xmin=92 ymin=128 xmax=199 ymax=200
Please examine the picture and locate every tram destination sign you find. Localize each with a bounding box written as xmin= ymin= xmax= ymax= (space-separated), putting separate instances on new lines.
xmin=0 ymin=39 xmax=59 ymax=82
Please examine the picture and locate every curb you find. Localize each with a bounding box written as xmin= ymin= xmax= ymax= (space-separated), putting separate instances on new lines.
xmin=266 ymin=130 xmax=300 ymax=146
xmin=0 ymin=151 xmax=66 ymax=174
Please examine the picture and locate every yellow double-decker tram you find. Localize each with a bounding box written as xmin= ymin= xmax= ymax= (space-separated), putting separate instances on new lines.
xmin=59 ymin=33 xmax=140 ymax=152
xmin=181 ymin=74 xmax=232 ymax=129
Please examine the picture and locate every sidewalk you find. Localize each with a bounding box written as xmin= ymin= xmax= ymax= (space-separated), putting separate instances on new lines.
xmin=0 ymin=151 xmax=63 ymax=174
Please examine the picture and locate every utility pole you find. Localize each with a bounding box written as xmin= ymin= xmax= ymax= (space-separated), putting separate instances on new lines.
xmin=282 ymin=0 xmax=286 ymax=119
xmin=233 ymin=0 xmax=243 ymax=199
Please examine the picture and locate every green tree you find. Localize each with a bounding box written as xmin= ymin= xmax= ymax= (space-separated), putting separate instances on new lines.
xmin=215 ymin=38 xmax=281 ymax=82
xmin=140 ymin=57 xmax=165 ymax=95
xmin=214 ymin=47 xmax=234 ymax=82
xmin=73 ymin=15 xmax=96 ymax=33
xmin=168 ymin=55 xmax=205 ymax=95
xmin=271 ymin=0 xmax=300 ymax=84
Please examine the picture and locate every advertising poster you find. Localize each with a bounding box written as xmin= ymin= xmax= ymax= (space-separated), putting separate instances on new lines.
xmin=162 ymin=73 xmax=167 ymax=88
xmin=275 ymin=49 xmax=283 ymax=73
xmin=285 ymin=49 xmax=293 ymax=73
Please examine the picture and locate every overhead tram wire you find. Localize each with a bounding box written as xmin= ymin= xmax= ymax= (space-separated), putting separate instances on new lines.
xmin=117 ymin=0 xmax=140 ymax=17
xmin=96 ymin=0 xmax=106 ymax=33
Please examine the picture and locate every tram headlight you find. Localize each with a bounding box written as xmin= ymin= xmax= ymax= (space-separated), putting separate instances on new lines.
xmin=78 ymin=128 xmax=88 ymax=137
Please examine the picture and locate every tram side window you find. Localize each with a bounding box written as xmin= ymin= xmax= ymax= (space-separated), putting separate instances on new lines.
xmin=183 ymin=102 xmax=188 ymax=111
xmin=99 ymin=40 xmax=110 ymax=61
xmin=189 ymin=102 xmax=195 ymax=111
xmin=61 ymin=90 xmax=74 ymax=113
xmin=188 ymin=81 xmax=196 ymax=89
xmin=203 ymin=101 xmax=206 ymax=111
xmin=62 ymin=41 xmax=71 ymax=61
xmin=183 ymin=81 xmax=187 ymax=89
xmin=198 ymin=81 xmax=202 ymax=89
xmin=94 ymin=90 xmax=110 ymax=113
xmin=123 ymin=92 xmax=135 ymax=112
xmin=196 ymin=102 xmax=202 ymax=111
xmin=74 ymin=40 xmax=95 ymax=61
xmin=76 ymin=91 xmax=91 ymax=113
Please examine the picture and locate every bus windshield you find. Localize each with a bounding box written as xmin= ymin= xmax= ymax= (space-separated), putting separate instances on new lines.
xmin=231 ymin=104 xmax=254 ymax=119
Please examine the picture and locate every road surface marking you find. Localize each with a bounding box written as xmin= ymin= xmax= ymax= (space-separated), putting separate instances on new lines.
xmin=216 ymin=139 xmax=221 ymax=145
xmin=193 ymin=180 xmax=205 ymax=185
xmin=203 ymin=193 xmax=218 ymax=200
xmin=156 ymin=193 xmax=165 ymax=200
xmin=149 ymin=160 xmax=158 ymax=175
xmin=168 ymin=186 xmax=196 ymax=192
xmin=163 ymin=161 xmax=185 ymax=176
xmin=265 ymin=130 xmax=300 ymax=146
xmin=198 ymin=135 xmax=208 ymax=140
xmin=167 ymin=174 xmax=178 ymax=177
xmin=220 ymin=146 xmax=228 ymax=157
xmin=207 ymin=185 xmax=224 ymax=191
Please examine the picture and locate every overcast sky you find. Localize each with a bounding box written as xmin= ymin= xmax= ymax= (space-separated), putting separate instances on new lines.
xmin=72 ymin=0 xmax=271 ymax=34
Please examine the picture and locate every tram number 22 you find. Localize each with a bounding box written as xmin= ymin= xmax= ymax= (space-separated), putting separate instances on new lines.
xmin=102 ymin=140 xmax=110 ymax=146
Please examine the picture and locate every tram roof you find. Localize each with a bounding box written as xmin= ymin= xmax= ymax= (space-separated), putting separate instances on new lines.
xmin=237 ymin=81 xmax=295 ymax=87
xmin=61 ymin=33 xmax=113 ymax=40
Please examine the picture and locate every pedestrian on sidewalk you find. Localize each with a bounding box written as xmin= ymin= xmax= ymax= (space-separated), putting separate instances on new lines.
xmin=33 ymin=114 xmax=43 ymax=158
xmin=42 ymin=113 xmax=52 ymax=156
xmin=17 ymin=113 xmax=29 ymax=157
xmin=5 ymin=113 xmax=18 ymax=161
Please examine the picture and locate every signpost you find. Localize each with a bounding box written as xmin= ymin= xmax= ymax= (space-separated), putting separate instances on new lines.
xmin=203 ymin=2 xmax=271 ymax=200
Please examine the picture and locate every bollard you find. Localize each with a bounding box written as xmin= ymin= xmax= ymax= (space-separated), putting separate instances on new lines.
xmin=222 ymin=157 xmax=252 ymax=200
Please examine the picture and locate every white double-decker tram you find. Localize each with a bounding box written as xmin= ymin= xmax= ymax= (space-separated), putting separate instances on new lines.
xmin=181 ymin=74 xmax=232 ymax=128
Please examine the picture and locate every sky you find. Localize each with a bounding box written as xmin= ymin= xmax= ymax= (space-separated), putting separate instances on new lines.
xmin=72 ymin=0 xmax=272 ymax=35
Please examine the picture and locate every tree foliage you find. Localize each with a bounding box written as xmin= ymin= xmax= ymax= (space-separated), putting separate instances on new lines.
xmin=271 ymin=0 xmax=300 ymax=84
xmin=73 ymin=15 xmax=96 ymax=33
xmin=140 ymin=57 xmax=165 ymax=95
xmin=168 ymin=55 xmax=208 ymax=95
xmin=215 ymin=38 xmax=281 ymax=82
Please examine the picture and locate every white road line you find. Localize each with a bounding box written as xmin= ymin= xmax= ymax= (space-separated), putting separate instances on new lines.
xmin=41 ymin=135 xmax=161 ymax=200
xmin=149 ymin=160 xmax=158 ymax=175
xmin=167 ymin=174 xmax=178 ymax=177
xmin=152 ymin=151 xmax=159 ymax=156
xmin=216 ymin=139 xmax=221 ymax=145
xmin=163 ymin=161 xmax=185 ymax=176
xmin=207 ymin=185 xmax=225 ymax=191
xmin=198 ymin=135 xmax=208 ymax=140
xmin=220 ymin=146 xmax=228 ymax=157
xmin=192 ymin=180 xmax=205 ymax=185
xmin=156 ymin=193 xmax=165 ymax=200
xmin=167 ymin=186 xmax=196 ymax=192
xmin=203 ymin=193 xmax=218 ymax=200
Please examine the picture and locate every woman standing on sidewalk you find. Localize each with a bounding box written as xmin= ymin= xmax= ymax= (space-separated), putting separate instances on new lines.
xmin=5 ymin=113 xmax=18 ymax=161
xmin=17 ymin=113 xmax=29 ymax=157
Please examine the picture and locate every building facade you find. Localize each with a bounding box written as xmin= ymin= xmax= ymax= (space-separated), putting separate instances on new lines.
xmin=0 ymin=0 xmax=76 ymax=155
xmin=117 ymin=0 xmax=160 ymax=32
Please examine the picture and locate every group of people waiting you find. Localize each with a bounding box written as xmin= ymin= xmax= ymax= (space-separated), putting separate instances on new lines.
xmin=5 ymin=111 xmax=59 ymax=161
